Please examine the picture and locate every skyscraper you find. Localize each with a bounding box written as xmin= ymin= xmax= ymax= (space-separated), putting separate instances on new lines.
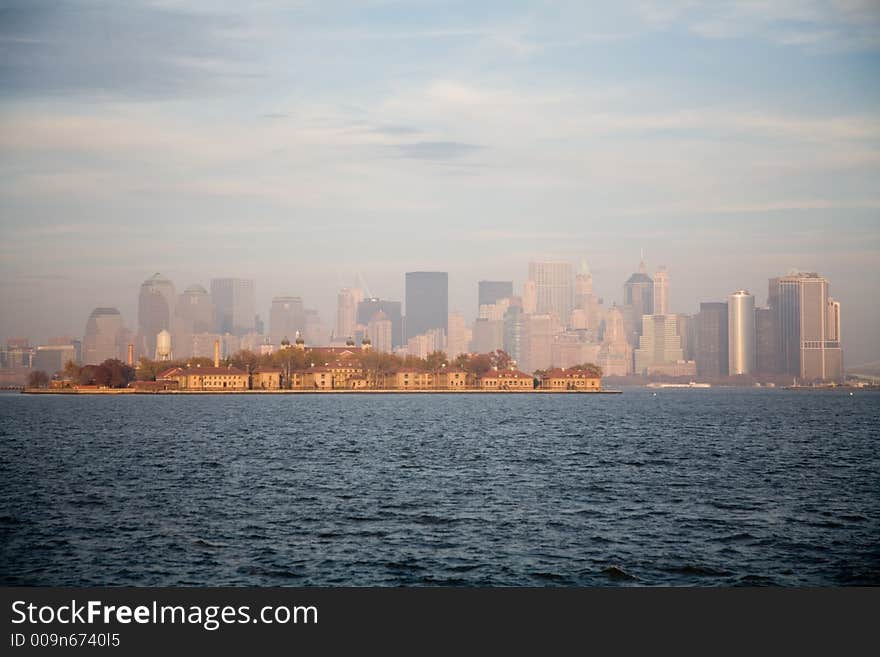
xmin=634 ymin=315 xmax=684 ymax=375
xmin=83 ymin=307 xmax=126 ymax=365
xmin=522 ymin=280 xmax=537 ymax=314
xmin=357 ymin=298 xmax=403 ymax=348
xmin=405 ymin=272 xmax=448 ymax=341
xmin=176 ymin=284 xmax=214 ymax=334
xmin=528 ymin=261 xmax=573 ymax=325
xmin=336 ymin=287 xmax=363 ymax=340
xmin=768 ymin=272 xmax=843 ymax=382
xmin=503 ymin=304 xmax=525 ymax=366
xmin=623 ymin=260 xmax=654 ymax=345
xmin=598 ymin=305 xmax=632 ymax=376
xmin=211 ymin=278 xmax=256 ymax=335
xmin=728 ymin=290 xmax=756 ymax=376
xmin=574 ymin=259 xmax=601 ymax=331
xmin=478 ymin=281 xmax=513 ymax=309
xmin=653 ymin=267 xmax=669 ymax=316
xmin=755 ymin=307 xmax=777 ymax=376
xmin=446 ymin=312 xmax=468 ymax=358
xmin=366 ymin=311 xmax=393 ymax=353
xmin=137 ymin=273 xmax=176 ymax=359
xmin=696 ymin=302 xmax=729 ymax=379
xmin=269 ymin=296 xmax=305 ymax=346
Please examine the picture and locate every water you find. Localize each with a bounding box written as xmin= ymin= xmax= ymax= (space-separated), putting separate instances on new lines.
xmin=1 ymin=389 xmax=878 ymax=586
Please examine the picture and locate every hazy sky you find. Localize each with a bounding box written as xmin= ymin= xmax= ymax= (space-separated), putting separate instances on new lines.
xmin=1 ymin=0 xmax=879 ymax=364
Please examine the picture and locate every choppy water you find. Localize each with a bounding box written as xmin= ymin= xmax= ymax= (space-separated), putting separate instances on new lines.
xmin=1 ymin=389 xmax=878 ymax=586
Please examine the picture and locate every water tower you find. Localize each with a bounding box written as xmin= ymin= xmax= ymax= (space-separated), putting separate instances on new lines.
xmin=155 ymin=329 xmax=173 ymax=361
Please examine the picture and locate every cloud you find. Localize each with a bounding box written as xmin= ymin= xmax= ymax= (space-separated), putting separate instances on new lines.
xmin=392 ymin=141 xmax=482 ymax=161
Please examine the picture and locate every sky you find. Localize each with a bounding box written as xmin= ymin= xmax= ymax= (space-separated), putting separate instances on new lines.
xmin=1 ymin=0 xmax=879 ymax=365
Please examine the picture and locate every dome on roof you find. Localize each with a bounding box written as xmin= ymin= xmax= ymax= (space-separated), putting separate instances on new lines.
xmin=295 ymin=335 xmax=305 ymax=344
xmin=361 ymin=337 xmax=371 ymax=345
xmin=281 ymin=337 xmax=290 ymax=346
xmin=345 ymin=337 xmax=355 ymax=346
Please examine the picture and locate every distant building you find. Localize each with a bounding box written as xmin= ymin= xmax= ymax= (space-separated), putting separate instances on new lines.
xmin=598 ymin=305 xmax=632 ymax=376
xmin=33 ymin=344 xmax=77 ymax=375
xmin=407 ymin=329 xmax=445 ymax=359
xmin=83 ymin=307 xmax=127 ymax=365
xmin=269 ymin=296 xmax=305 ymax=347
xmin=523 ymin=313 xmax=556 ymax=373
xmin=653 ymin=267 xmax=669 ymax=316
xmin=478 ymin=281 xmax=513 ymax=309
xmin=522 ymin=280 xmax=537 ymax=314
xmin=405 ymin=272 xmax=448 ymax=341
xmin=755 ymin=306 xmax=777 ymax=376
xmin=470 ymin=318 xmax=504 ymax=353
xmin=573 ymin=259 xmax=602 ymax=332
xmin=768 ymin=272 xmax=843 ymax=382
xmin=336 ymin=287 xmax=363 ymax=341
xmin=446 ymin=312 xmax=469 ymax=358
xmin=171 ymin=366 xmax=249 ymax=390
xmin=696 ymin=302 xmax=729 ymax=379
xmin=634 ymin=315 xmax=684 ymax=375
xmin=540 ymin=368 xmax=601 ymax=391
xmin=528 ymin=260 xmax=573 ymax=326
xmin=503 ymin=305 xmax=525 ymax=366
xmin=137 ymin=273 xmax=176 ymax=360
xmin=357 ymin=298 xmax=403 ymax=348
xmin=173 ymin=284 xmax=215 ymax=359
xmin=623 ymin=260 xmax=654 ymax=345
xmin=728 ymin=290 xmax=756 ymax=376
xmin=676 ymin=314 xmax=697 ymax=362
xmin=367 ymin=311 xmax=393 ymax=353
xmin=551 ymin=330 xmax=601 ymax=370
xmin=210 ymin=278 xmax=255 ymax=335
xmin=303 ymin=309 xmax=329 ymax=347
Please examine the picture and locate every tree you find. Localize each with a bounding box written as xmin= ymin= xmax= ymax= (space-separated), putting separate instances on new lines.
xmin=463 ymin=353 xmax=492 ymax=377
xmin=489 ymin=349 xmax=513 ymax=371
xmin=101 ymin=359 xmax=135 ymax=388
xmin=63 ymin=360 xmax=81 ymax=381
xmin=27 ymin=370 xmax=49 ymax=388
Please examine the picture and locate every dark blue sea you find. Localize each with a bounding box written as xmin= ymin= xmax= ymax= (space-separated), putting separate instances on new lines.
xmin=1 ymin=389 xmax=878 ymax=586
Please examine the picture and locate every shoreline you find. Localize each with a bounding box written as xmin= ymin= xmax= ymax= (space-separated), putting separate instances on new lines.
xmin=20 ymin=388 xmax=623 ymax=395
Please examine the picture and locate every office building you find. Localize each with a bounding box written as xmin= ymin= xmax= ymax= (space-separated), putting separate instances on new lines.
xmin=269 ymin=296 xmax=305 ymax=346
xmin=755 ymin=307 xmax=777 ymax=376
xmin=768 ymin=272 xmax=843 ymax=382
xmin=405 ymin=272 xmax=448 ymax=341
xmin=598 ymin=305 xmax=632 ymax=376
xmin=728 ymin=290 xmax=756 ymax=376
xmin=696 ymin=302 xmax=729 ymax=379
xmin=137 ymin=273 xmax=176 ymax=360
xmin=446 ymin=312 xmax=469 ymax=358
xmin=478 ymin=281 xmax=513 ymax=309
xmin=366 ymin=311 xmax=393 ymax=353
xmin=83 ymin=307 xmax=126 ymax=365
xmin=528 ymin=261 xmax=573 ymax=325
xmin=634 ymin=315 xmax=684 ymax=374
xmin=33 ymin=344 xmax=77 ymax=375
xmin=653 ymin=267 xmax=669 ymax=316
xmin=210 ymin=278 xmax=256 ymax=335
xmin=336 ymin=287 xmax=363 ymax=341
xmin=358 ymin=298 xmax=403 ymax=348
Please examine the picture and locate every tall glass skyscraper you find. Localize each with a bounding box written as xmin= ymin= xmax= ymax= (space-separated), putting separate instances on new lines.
xmin=405 ymin=272 xmax=448 ymax=341
xmin=137 ymin=273 xmax=176 ymax=359
xmin=210 ymin=278 xmax=256 ymax=336
xmin=478 ymin=280 xmax=513 ymax=308
xmin=697 ymin=302 xmax=729 ymax=379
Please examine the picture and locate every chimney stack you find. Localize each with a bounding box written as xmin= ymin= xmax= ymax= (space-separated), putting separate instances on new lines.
xmin=213 ymin=339 xmax=220 ymax=368
xmin=127 ymin=343 xmax=134 ymax=366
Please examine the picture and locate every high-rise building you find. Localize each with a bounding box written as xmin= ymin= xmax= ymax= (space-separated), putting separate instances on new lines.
xmin=176 ymin=284 xmax=214 ymax=334
xmin=598 ymin=305 xmax=632 ymax=376
xmin=478 ymin=281 xmax=513 ymax=309
xmin=696 ymin=302 xmax=729 ymax=379
xmin=366 ymin=311 xmax=393 ymax=353
xmin=210 ymin=278 xmax=256 ymax=336
xmin=137 ymin=273 xmax=176 ymax=359
xmin=33 ymin=344 xmax=77 ymax=375
xmin=653 ymin=267 xmax=669 ymax=316
xmin=522 ymin=280 xmax=537 ymax=314
xmin=676 ymin=314 xmax=697 ymax=362
xmin=755 ymin=307 xmax=777 ymax=376
xmin=528 ymin=261 xmax=573 ymax=325
xmin=446 ymin=312 xmax=468 ymax=358
xmin=522 ymin=313 xmax=555 ymax=373
xmin=470 ymin=318 xmax=504 ymax=354
xmin=634 ymin=315 xmax=684 ymax=374
xmin=728 ymin=290 xmax=756 ymax=376
xmin=357 ymin=298 xmax=403 ymax=348
xmin=574 ymin=259 xmax=601 ymax=331
xmin=83 ymin=307 xmax=126 ymax=365
xmin=768 ymin=272 xmax=842 ymax=382
xmin=623 ymin=261 xmax=654 ymax=331
xmin=503 ymin=304 xmax=525 ymax=366
xmin=336 ymin=287 xmax=363 ymax=341
xmin=269 ymin=296 xmax=305 ymax=346
xmin=405 ymin=272 xmax=448 ymax=341
xmin=303 ymin=309 xmax=329 ymax=347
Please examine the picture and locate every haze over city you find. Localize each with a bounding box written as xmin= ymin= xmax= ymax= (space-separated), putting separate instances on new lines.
xmin=1 ymin=1 xmax=879 ymax=365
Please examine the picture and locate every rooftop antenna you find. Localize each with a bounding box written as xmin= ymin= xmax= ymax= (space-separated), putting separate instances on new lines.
xmin=639 ymin=249 xmax=647 ymax=274
xmin=357 ymin=271 xmax=373 ymax=299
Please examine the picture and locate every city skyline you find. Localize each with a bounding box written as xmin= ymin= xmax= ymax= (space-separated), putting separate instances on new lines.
xmin=1 ymin=1 xmax=878 ymax=365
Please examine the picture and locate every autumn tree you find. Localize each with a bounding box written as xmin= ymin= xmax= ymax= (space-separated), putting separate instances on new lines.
xmin=27 ymin=370 xmax=49 ymax=388
xmin=489 ymin=349 xmax=513 ymax=371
